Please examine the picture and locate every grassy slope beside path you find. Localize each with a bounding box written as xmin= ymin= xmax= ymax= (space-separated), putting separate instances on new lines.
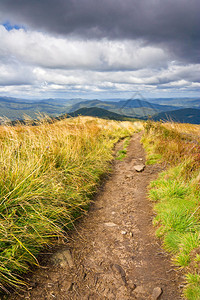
xmin=142 ymin=121 xmax=200 ymax=300
xmin=0 ymin=116 xmax=142 ymax=292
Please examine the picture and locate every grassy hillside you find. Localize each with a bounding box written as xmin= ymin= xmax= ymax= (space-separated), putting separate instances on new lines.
xmin=142 ymin=121 xmax=200 ymax=299
xmin=153 ymin=108 xmax=200 ymax=124
xmin=69 ymin=106 xmax=137 ymax=121
xmin=0 ymin=116 xmax=142 ymax=293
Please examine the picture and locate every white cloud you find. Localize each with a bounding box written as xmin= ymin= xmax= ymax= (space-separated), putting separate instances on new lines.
xmin=0 ymin=25 xmax=169 ymax=70
xmin=0 ymin=25 xmax=199 ymax=98
xmin=0 ymin=62 xmax=33 ymax=85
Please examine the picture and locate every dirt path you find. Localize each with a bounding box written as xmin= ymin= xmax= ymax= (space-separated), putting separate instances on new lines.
xmin=11 ymin=133 xmax=183 ymax=300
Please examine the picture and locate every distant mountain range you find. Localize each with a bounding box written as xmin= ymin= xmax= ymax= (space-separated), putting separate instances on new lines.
xmin=68 ymin=99 xmax=181 ymax=118
xmin=153 ymin=108 xmax=200 ymax=124
xmin=0 ymin=96 xmax=83 ymax=120
xmin=0 ymin=96 xmax=199 ymax=124
xmin=148 ymin=97 xmax=200 ymax=109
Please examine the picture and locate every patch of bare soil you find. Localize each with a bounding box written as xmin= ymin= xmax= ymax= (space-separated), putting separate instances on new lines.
xmin=10 ymin=133 xmax=184 ymax=300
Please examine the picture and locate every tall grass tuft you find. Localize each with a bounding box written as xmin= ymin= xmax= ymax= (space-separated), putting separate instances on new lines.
xmin=0 ymin=116 xmax=141 ymax=292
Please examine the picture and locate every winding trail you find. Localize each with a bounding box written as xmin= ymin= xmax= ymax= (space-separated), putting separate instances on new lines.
xmin=11 ymin=133 xmax=183 ymax=300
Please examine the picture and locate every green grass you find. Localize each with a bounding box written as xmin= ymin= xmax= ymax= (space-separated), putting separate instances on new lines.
xmin=0 ymin=116 xmax=142 ymax=293
xmin=116 ymin=137 xmax=131 ymax=160
xmin=142 ymin=121 xmax=200 ymax=299
xmin=185 ymin=273 xmax=200 ymax=300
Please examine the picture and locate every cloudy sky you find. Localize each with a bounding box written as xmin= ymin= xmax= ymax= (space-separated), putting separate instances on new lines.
xmin=0 ymin=0 xmax=199 ymax=99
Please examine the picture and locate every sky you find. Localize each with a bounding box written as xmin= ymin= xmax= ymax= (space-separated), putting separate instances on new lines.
xmin=0 ymin=0 xmax=199 ymax=100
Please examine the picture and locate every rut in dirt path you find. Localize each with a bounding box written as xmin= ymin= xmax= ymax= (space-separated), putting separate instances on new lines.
xmin=11 ymin=133 xmax=183 ymax=300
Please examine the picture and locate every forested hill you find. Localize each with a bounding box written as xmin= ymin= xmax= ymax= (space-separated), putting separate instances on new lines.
xmin=153 ymin=108 xmax=200 ymax=124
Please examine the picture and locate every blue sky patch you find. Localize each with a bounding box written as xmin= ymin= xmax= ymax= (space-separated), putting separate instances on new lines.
xmin=2 ymin=21 xmax=25 ymax=31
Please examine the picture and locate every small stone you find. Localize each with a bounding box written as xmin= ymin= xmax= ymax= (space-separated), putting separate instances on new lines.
xmin=47 ymin=283 xmax=53 ymax=288
xmin=129 ymin=282 xmax=136 ymax=290
xmin=64 ymin=281 xmax=73 ymax=292
xmin=121 ymin=231 xmax=127 ymax=235
xmin=134 ymin=285 xmax=146 ymax=294
xmin=134 ymin=164 xmax=145 ymax=172
xmin=125 ymin=174 xmax=133 ymax=179
xmin=179 ymin=284 xmax=185 ymax=289
xmin=138 ymin=158 xmax=143 ymax=161
xmin=104 ymin=222 xmax=117 ymax=227
xmin=111 ymin=211 xmax=116 ymax=215
xmin=50 ymin=293 xmax=56 ymax=298
xmin=130 ymin=232 xmax=133 ymax=237
xmin=62 ymin=249 xmax=74 ymax=268
xmin=111 ymin=264 xmax=127 ymax=284
xmin=152 ymin=287 xmax=163 ymax=299
xmin=51 ymin=251 xmax=68 ymax=268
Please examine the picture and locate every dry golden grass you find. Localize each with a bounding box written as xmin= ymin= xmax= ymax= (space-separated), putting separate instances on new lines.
xmin=164 ymin=122 xmax=200 ymax=138
xmin=0 ymin=116 xmax=142 ymax=292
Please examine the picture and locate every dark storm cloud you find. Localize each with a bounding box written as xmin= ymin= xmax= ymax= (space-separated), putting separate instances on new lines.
xmin=0 ymin=0 xmax=199 ymax=62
